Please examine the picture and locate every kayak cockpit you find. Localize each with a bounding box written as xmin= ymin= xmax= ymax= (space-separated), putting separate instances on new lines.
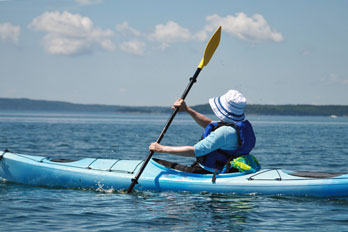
xmin=151 ymin=158 xmax=247 ymax=178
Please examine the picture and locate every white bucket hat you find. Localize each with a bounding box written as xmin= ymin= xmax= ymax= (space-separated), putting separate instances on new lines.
xmin=209 ymin=90 xmax=246 ymax=123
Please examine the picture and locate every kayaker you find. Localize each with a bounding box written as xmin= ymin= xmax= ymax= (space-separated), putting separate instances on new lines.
xmin=149 ymin=90 xmax=260 ymax=176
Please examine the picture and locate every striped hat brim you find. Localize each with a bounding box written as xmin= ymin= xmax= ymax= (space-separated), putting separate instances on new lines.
xmin=209 ymin=96 xmax=245 ymax=123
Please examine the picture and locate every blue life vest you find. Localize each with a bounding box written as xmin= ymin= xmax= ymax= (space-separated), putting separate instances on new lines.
xmin=197 ymin=120 xmax=256 ymax=171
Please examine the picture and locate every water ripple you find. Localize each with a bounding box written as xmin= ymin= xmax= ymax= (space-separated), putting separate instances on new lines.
xmin=1 ymin=113 xmax=348 ymax=231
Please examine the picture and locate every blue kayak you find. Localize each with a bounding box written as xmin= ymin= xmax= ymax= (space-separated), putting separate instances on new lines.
xmin=1 ymin=150 xmax=348 ymax=197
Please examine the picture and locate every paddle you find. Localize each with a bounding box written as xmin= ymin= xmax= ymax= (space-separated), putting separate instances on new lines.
xmin=126 ymin=26 xmax=222 ymax=193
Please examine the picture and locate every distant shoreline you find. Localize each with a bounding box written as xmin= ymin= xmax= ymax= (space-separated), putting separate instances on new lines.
xmin=1 ymin=98 xmax=348 ymax=117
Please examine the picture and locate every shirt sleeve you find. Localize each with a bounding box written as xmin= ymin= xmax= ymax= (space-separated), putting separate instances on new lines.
xmin=194 ymin=126 xmax=239 ymax=157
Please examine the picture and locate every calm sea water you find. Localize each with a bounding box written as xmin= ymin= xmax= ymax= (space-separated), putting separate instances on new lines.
xmin=1 ymin=112 xmax=348 ymax=232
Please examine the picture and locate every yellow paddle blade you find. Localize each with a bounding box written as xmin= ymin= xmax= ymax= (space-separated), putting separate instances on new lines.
xmin=198 ymin=26 xmax=221 ymax=69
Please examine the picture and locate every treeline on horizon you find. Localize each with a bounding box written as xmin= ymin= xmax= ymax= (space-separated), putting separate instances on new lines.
xmin=0 ymin=98 xmax=348 ymax=116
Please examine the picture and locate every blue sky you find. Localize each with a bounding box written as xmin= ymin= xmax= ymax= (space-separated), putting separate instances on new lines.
xmin=0 ymin=0 xmax=347 ymax=106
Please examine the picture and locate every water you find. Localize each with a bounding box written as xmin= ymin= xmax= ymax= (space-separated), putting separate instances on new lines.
xmin=1 ymin=112 xmax=348 ymax=231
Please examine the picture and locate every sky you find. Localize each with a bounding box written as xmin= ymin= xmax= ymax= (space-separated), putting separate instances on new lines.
xmin=0 ymin=0 xmax=347 ymax=106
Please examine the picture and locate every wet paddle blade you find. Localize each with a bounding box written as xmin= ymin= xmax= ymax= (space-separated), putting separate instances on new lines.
xmin=198 ymin=26 xmax=222 ymax=69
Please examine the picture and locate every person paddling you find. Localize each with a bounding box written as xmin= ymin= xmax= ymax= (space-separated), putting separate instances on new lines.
xmin=149 ymin=90 xmax=260 ymax=177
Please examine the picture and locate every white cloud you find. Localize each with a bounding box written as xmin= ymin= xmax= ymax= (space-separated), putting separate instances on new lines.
xmin=27 ymin=11 xmax=283 ymax=56
xmin=194 ymin=29 xmax=209 ymax=42
xmin=29 ymin=11 xmax=114 ymax=55
xmin=149 ymin=21 xmax=192 ymax=48
xmin=74 ymin=0 xmax=103 ymax=5
xmin=117 ymin=14 xmax=282 ymax=55
xmin=0 ymin=22 xmax=20 ymax=43
xmin=321 ymin=73 xmax=348 ymax=86
xmin=116 ymin=22 xmax=141 ymax=36
xmin=100 ymin=39 xmax=115 ymax=51
xmin=119 ymin=88 xmax=127 ymax=93
xmin=201 ymin=13 xmax=283 ymax=42
xmin=120 ymin=40 xmax=146 ymax=55
xmin=301 ymin=49 xmax=312 ymax=56
xmin=116 ymin=22 xmax=145 ymax=55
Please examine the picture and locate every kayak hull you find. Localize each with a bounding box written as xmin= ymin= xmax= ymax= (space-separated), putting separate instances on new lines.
xmin=1 ymin=151 xmax=348 ymax=197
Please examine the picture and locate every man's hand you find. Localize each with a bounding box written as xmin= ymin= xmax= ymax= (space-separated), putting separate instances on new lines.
xmin=172 ymin=98 xmax=189 ymax=112
xmin=149 ymin=142 xmax=165 ymax=153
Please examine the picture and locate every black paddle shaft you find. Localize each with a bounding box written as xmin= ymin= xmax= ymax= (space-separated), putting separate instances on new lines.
xmin=126 ymin=68 xmax=202 ymax=193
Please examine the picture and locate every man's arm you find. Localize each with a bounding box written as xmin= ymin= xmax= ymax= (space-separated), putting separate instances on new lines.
xmin=149 ymin=142 xmax=195 ymax=157
xmin=173 ymin=98 xmax=212 ymax=128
